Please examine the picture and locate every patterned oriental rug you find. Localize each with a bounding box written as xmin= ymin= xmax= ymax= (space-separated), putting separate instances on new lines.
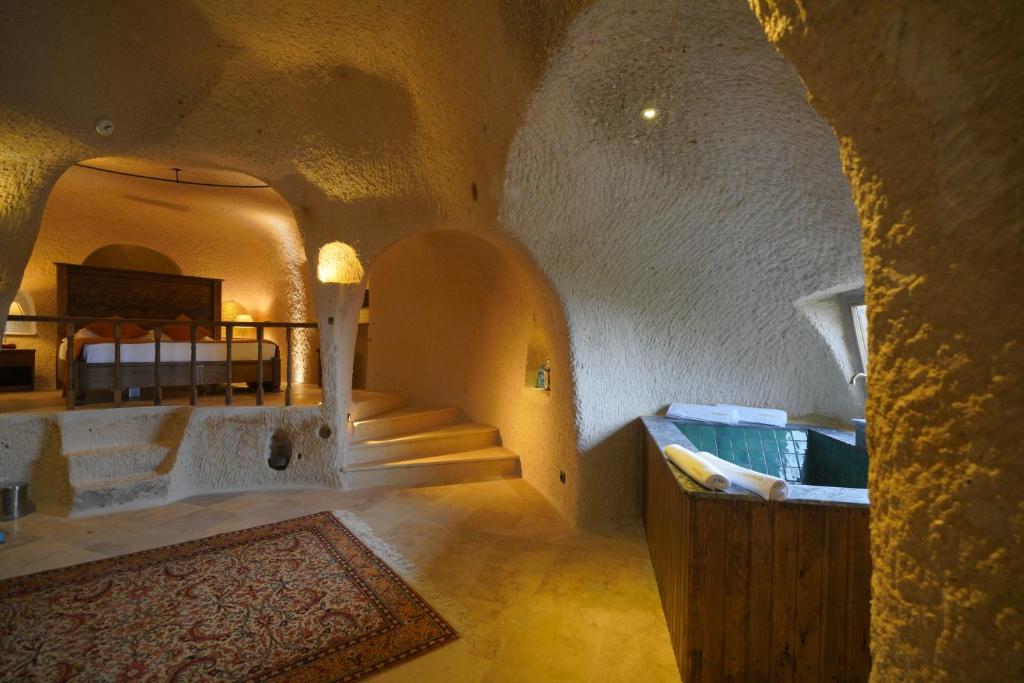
xmin=0 ymin=512 xmax=458 ymax=681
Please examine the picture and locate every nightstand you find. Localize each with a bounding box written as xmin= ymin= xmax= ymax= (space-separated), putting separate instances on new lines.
xmin=0 ymin=349 xmax=36 ymax=392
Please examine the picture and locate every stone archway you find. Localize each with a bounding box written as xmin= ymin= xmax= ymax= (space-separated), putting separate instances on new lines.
xmin=12 ymin=157 xmax=316 ymax=389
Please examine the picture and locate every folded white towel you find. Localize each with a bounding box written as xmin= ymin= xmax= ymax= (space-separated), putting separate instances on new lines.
xmin=663 ymin=444 xmax=731 ymax=491
xmin=698 ymin=449 xmax=790 ymax=501
xmin=717 ymin=403 xmax=788 ymax=428
xmin=666 ymin=403 xmax=739 ymax=425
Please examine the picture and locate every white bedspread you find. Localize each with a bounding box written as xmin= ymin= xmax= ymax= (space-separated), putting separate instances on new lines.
xmin=60 ymin=340 xmax=278 ymax=364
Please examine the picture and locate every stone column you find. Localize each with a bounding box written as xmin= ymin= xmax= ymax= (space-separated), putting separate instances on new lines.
xmin=749 ymin=1 xmax=1024 ymax=678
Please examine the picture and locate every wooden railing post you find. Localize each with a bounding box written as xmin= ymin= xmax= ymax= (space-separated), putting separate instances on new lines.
xmin=153 ymin=325 xmax=162 ymax=406
xmin=189 ymin=323 xmax=198 ymax=406
xmin=285 ymin=326 xmax=293 ymax=407
xmin=225 ymin=324 xmax=233 ymax=406
xmin=256 ymin=325 xmax=265 ymax=406
xmin=113 ymin=321 xmax=122 ymax=407
xmin=65 ymin=323 xmax=75 ymax=411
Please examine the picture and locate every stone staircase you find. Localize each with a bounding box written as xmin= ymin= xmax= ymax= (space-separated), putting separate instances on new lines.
xmin=59 ymin=409 xmax=187 ymax=515
xmin=345 ymin=390 xmax=520 ymax=488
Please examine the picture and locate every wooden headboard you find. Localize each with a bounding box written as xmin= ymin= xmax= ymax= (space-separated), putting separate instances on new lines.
xmin=56 ymin=263 xmax=222 ymax=338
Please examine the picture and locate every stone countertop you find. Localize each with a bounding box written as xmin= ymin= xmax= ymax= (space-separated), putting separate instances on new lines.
xmin=642 ymin=415 xmax=869 ymax=509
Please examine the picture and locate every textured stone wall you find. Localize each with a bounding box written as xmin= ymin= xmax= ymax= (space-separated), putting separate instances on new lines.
xmin=501 ymin=0 xmax=865 ymax=523
xmin=0 ymin=0 xmax=589 ymax=503
xmin=748 ymin=0 xmax=1024 ymax=678
xmin=366 ymin=230 xmax=578 ymax=520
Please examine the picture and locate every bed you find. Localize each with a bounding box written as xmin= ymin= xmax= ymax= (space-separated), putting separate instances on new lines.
xmin=55 ymin=263 xmax=281 ymax=403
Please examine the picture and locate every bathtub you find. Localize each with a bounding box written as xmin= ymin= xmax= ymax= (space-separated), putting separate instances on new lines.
xmin=641 ymin=415 xmax=870 ymax=681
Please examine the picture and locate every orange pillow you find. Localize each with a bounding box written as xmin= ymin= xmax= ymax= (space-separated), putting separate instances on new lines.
xmin=85 ymin=316 xmax=146 ymax=339
xmin=164 ymin=314 xmax=211 ymax=342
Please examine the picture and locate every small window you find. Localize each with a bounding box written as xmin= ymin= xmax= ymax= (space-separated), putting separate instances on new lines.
xmin=850 ymin=303 xmax=868 ymax=371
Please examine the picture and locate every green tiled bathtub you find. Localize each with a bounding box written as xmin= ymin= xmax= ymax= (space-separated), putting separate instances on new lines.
xmin=672 ymin=421 xmax=867 ymax=488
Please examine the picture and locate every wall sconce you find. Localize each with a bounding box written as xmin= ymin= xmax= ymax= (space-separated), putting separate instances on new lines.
xmin=317 ymin=241 xmax=364 ymax=284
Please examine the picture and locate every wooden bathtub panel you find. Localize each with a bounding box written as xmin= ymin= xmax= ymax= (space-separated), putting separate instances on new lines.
xmin=796 ymin=505 xmax=826 ymax=682
xmin=723 ymin=499 xmax=751 ymax=679
xmin=822 ymin=507 xmax=850 ymax=679
xmin=643 ymin=431 xmax=871 ymax=682
xmin=846 ymin=510 xmax=872 ymax=681
xmin=748 ymin=501 xmax=774 ymax=680
xmin=771 ymin=505 xmax=801 ymax=681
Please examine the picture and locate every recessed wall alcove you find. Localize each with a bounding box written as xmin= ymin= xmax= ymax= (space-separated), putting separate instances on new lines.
xmin=12 ymin=157 xmax=317 ymax=389
xmin=363 ymin=229 xmax=579 ymax=518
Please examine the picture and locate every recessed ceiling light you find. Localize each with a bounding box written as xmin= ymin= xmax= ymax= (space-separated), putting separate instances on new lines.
xmin=642 ymin=108 xmax=658 ymax=120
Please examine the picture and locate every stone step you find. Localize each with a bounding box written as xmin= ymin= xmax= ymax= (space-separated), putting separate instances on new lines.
xmin=349 ymin=390 xmax=406 ymax=421
xmin=58 ymin=407 xmax=188 ymax=452
xmin=349 ymin=422 xmax=500 ymax=466
xmin=71 ymin=472 xmax=170 ymax=516
xmin=345 ymin=447 xmax=520 ymax=489
xmin=351 ymin=406 xmax=460 ymax=441
xmin=66 ymin=442 xmax=174 ymax=484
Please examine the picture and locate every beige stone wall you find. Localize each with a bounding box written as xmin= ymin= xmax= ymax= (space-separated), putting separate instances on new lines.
xmin=13 ymin=162 xmax=315 ymax=388
xmin=366 ymin=230 xmax=579 ymax=521
xmin=501 ymin=0 xmax=866 ymax=523
xmin=748 ymin=0 xmax=1024 ymax=678
xmin=0 ymin=0 xmax=590 ymax=507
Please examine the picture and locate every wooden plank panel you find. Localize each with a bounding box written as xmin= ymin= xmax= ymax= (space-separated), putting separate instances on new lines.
xmin=697 ymin=499 xmax=727 ymax=683
xmin=748 ymin=501 xmax=774 ymax=681
xmin=685 ymin=495 xmax=705 ymax=680
xmin=821 ymin=507 xmax=850 ymax=680
xmin=65 ymin=323 xmax=75 ymax=410
xmin=795 ymin=506 xmax=826 ymax=682
xmin=189 ymin=325 xmax=198 ymax=406
xmin=677 ymin=484 xmax=691 ymax=677
xmin=846 ymin=510 xmax=872 ymax=681
xmin=770 ymin=505 xmax=800 ymax=681
xmin=153 ymin=325 xmax=162 ymax=405
xmin=112 ymin=322 xmax=122 ymax=407
xmin=723 ymin=499 xmax=751 ymax=680
xmin=256 ymin=325 xmax=265 ymax=406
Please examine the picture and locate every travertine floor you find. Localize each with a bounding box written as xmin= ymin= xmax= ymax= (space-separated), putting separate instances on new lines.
xmin=0 ymin=479 xmax=680 ymax=682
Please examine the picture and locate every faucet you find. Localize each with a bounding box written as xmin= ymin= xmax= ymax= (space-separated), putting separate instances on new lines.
xmin=849 ymin=372 xmax=867 ymax=386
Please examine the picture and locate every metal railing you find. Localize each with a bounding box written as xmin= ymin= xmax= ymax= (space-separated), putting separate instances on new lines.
xmin=6 ymin=315 xmax=317 ymax=410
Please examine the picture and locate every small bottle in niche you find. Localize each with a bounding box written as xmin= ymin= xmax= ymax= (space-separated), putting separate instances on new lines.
xmin=535 ymin=357 xmax=552 ymax=391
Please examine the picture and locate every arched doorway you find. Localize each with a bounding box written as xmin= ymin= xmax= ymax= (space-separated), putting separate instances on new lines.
xmin=10 ymin=156 xmax=316 ymax=391
xmin=361 ymin=229 xmax=579 ymax=519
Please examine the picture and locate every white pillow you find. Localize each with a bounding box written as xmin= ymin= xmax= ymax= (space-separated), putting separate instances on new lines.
xmin=74 ymin=327 xmax=101 ymax=339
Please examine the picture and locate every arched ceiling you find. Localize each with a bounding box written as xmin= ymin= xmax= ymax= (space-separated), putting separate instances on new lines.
xmin=0 ymin=0 xmax=592 ymax=220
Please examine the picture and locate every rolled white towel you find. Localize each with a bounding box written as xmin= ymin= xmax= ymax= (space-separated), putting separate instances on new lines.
xmin=698 ymin=450 xmax=790 ymax=501
xmin=666 ymin=403 xmax=739 ymax=425
xmin=717 ymin=403 xmax=788 ymax=428
xmin=663 ymin=444 xmax=731 ymax=491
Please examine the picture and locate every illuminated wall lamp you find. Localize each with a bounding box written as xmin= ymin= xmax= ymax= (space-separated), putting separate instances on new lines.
xmin=317 ymin=241 xmax=364 ymax=284
xmin=233 ymin=314 xmax=256 ymax=340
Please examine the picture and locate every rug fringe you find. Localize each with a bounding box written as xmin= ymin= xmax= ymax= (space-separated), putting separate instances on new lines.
xmin=331 ymin=510 xmax=472 ymax=641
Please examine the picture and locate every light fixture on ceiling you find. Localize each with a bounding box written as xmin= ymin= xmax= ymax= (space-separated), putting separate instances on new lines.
xmin=95 ymin=118 xmax=115 ymax=136
xmin=642 ymin=107 xmax=658 ymax=121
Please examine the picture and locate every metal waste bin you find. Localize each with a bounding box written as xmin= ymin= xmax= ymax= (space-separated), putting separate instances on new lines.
xmin=1 ymin=481 xmax=31 ymax=520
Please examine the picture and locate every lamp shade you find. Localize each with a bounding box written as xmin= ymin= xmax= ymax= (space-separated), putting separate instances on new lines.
xmin=4 ymin=294 xmax=35 ymax=336
xmin=222 ymin=300 xmax=248 ymax=322
xmin=317 ymin=241 xmax=364 ymax=284
xmin=233 ymin=314 xmax=255 ymax=339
